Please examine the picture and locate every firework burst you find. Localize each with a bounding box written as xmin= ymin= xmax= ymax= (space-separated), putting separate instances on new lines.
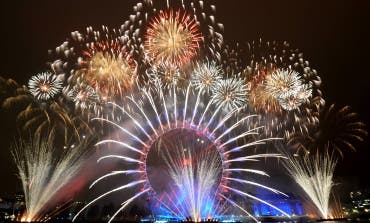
xmin=2 ymin=78 xmax=91 ymax=143
xmin=233 ymin=39 xmax=324 ymax=139
xmin=144 ymin=10 xmax=203 ymax=66
xmin=264 ymin=69 xmax=313 ymax=111
xmin=28 ymin=72 xmax=63 ymax=101
xmin=146 ymin=61 xmax=182 ymax=90
xmin=244 ymin=39 xmax=323 ymax=112
xmin=191 ymin=60 xmax=223 ymax=94
xmin=79 ymin=39 xmax=137 ymax=99
xmin=65 ymin=80 xmax=99 ymax=112
xmin=5 ymin=1 xmax=367 ymax=222
xmin=73 ymin=84 xmax=288 ymax=222
xmin=119 ymin=0 xmax=224 ymax=66
xmin=265 ymin=69 xmax=304 ymax=100
xmin=211 ymin=78 xmax=249 ymax=112
xmin=49 ymin=26 xmax=138 ymax=101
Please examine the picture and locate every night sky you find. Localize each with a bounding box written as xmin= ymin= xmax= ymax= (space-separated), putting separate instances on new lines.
xmin=0 ymin=0 xmax=369 ymax=196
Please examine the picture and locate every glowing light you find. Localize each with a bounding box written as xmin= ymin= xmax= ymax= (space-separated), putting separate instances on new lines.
xmin=73 ymin=84 xmax=286 ymax=222
xmin=191 ymin=61 xmax=223 ymax=93
xmin=80 ymin=40 xmax=136 ymax=98
xmin=265 ymin=69 xmax=312 ymax=111
xmin=282 ymin=152 xmax=337 ymax=219
xmin=65 ymin=80 xmax=99 ymax=111
xmin=28 ymin=72 xmax=63 ymax=101
xmin=211 ymin=78 xmax=249 ymax=112
xmin=12 ymin=138 xmax=89 ymax=222
xmin=146 ymin=62 xmax=182 ymax=90
xmin=145 ymin=10 xmax=202 ymax=66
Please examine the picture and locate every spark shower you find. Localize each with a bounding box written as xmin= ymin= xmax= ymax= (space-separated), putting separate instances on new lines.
xmin=1 ymin=0 xmax=367 ymax=222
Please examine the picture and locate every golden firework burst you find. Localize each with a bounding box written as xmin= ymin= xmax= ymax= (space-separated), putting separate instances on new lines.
xmin=81 ymin=40 xmax=136 ymax=99
xmin=145 ymin=10 xmax=203 ymax=66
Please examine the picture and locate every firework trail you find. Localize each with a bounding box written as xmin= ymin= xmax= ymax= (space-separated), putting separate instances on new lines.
xmin=288 ymin=103 xmax=368 ymax=156
xmin=282 ymin=152 xmax=337 ymax=219
xmin=147 ymin=129 xmax=223 ymax=220
xmin=12 ymin=137 xmax=91 ymax=222
xmin=2 ymin=77 xmax=91 ymax=143
xmin=168 ymin=149 xmax=220 ymax=221
xmin=73 ymin=84 xmax=289 ymax=222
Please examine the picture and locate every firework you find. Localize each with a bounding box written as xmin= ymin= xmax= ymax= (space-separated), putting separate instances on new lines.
xmin=65 ymin=80 xmax=99 ymax=112
xmin=248 ymin=83 xmax=282 ymax=114
xmin=79 ymin=39 xmax=137 ymax=99
xmin=244 ymin=39 xmax=323 ymax=111
xmin=28 ymin=72 xmax=63 ymax=101
xmin=144 ymin=10 xmax=202 ymax=66
xmin=148 ymin=130 xmax=223 ymax=220
xmin=2 ymin=78 xmax=91 ymax=143
xmin=237 ymin=39 xmax=324 ymax=139
xmin=282 ymin=152 xmax=337 ymax=219
xmin=73 ymin=84 xmax=288 ymax=222
xmin=146 ymin=62 xmax=182 ymax=90
xmin=120 ymin=0 xmax=224 ymax=66
xmin=191 ymin=60 xmax=223 ymax=94
xmin=296 ymin=83 xmax=313 ymax=101
xmin=4 ymin=1 xmax=367 ymax=222
xmin=265 ymin=69 xmax=312 ymax=110
xmin=12 ymin=137 xmax=90 ymax=222
xmin=265 ymin=69 xmax=301 ymax=99
xmin=211 ymin=78 xmax=249 ymax=112
xmin=289 ymin=104 xmax=368 ymax=157
xmin=278 ymin=93 xmax=305 ymax=111
xmin=49 ymin=26 xmax=138 ymax=102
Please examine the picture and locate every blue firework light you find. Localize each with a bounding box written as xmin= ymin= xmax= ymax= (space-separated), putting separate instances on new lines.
xmin=73 ymin=82 xmax=290 ymax=222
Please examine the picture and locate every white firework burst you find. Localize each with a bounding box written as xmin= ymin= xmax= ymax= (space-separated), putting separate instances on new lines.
xmin=211 ymin=78 xmax=249 ymax=112
xmin=265 ymin=69 xmax=312 ymax=111
xmin=265 ymin=69 xmax=302 ymax=100
xmin=191 ymin=60 xmax=223 ymax=93
xmin=28 ymin=72 xmax=63 ymax=101
xmin=65 ymin=80 xmax=99 ymax=111
xmin=146 ymin=62 xmax=181 ymax=90
xmin=278 ymin=83 xmax=313 ymax=111
xmin=297 ymin=83 xmax=313 ymax=101
xmin=278 ymin=94 xmax=304 ymax=111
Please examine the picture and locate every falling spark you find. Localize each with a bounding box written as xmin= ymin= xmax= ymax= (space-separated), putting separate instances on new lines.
xmin=282 ymin=152 xmax=337 ymax=219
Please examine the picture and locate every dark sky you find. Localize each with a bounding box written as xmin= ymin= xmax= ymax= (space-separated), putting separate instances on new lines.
xmin=0 ymin=0 xmax=369 ymax=196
